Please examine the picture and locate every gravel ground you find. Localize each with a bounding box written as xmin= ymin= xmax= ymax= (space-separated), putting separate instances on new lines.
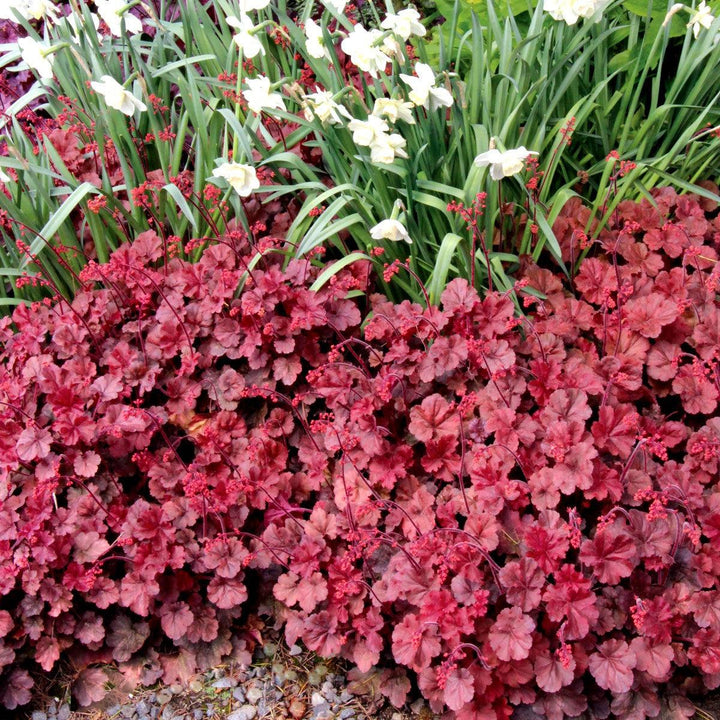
xmin=29 ymin=640 xmax=432 ymax=720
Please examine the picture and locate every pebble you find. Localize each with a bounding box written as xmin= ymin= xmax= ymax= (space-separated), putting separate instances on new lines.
xmin=228 ymin=704 xmax=258 ymax=720
xmin=288 ymin=699 xmax=306 ymax=719
xmin=38 ymin=634 xmax=402 ymax=720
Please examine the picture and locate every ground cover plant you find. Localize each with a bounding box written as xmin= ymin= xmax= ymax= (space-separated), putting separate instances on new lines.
xmin=1 ymin=0 xmax=720 ymax=717
xmin=1 ymin=184 xmax=720 ymax=718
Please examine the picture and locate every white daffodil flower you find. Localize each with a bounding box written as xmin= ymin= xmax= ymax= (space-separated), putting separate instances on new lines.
xmin=340 ymin=24 xmax=391 ymax=78
xmin=303 ymin=89 xmax=351 ymax=125
xmin=370 ymin=219 xmax=412 ymax=243
xmin=91 ymin=75 xmax=147 ymax=115
xmin=22 ymin=0 xmax=60 ymax=21
xmin=369 ymin=133 xmax=408 ymax=164
xmin=380 ymin=7 xmax=426 ymax=40
xmin=372 ymin=97 xmax=416 ymax=124
xmin=212 ymin=162 xmax=260 ymax=196
xmin=400 ymin=62 xmax=453 ymax=110
xmin=17 ymin=37 xmax=54 ymax=80
xmin=227 ymin=14 xmax=265 ymax=58
xmin=238 ymin=0 xmax=271 ymax=11
xmin=304 ymin=18 xmax=329 ymax=59
xmin=473 ymin=146 xmax=538 ymax=180
xmin=543 ymin=0 xmax=605 ymax=24
xmin=243 ymin=75 xmax=286 ymax=114
xmin=1 ymin=0 xmax=58 ymax=21
xmin=96 ymin=0 xmax=143 ymax=36
xmin=348 ymin=115 xmax=389 ymax=147
xmin=688 ymin=1 xmax=714 ymax=37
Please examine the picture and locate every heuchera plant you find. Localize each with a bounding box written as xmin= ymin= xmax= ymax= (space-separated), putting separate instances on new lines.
xmin=1 ymin=185 xmax=720 ymax=718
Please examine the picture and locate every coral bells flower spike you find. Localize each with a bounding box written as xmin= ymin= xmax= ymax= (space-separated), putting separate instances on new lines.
xmin=212 ymin=162 xmax=260 ymax=196
xmin=95 ymin=0 xmax=143 ymax=36
xmin=381 ymin=8 xmax=426 ymax=40
xmin=399 ymin=63 xmax=453 ymax=110
xmin=340 ymin=24 xmax=391 ymax=78
xmin=227 ymin=14 xmax=265 ymax=58
xmin=243 ymin=75 xmax=286 ymax=114
xmin=17 ymin=37 xmax=54 ymax=80
xmin=91 ymin=76 xmax=147 ymax=116
xmin=688 ymin=1 xmax=714 ymax=37
xmin=370 ymin=219 xmax=412 ymax=243
xmin=474 ymin=146 xmax=538 ymax=180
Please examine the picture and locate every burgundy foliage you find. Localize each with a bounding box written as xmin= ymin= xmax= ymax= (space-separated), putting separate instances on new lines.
xmin=1 ymin=187 xmax=720 ymax=718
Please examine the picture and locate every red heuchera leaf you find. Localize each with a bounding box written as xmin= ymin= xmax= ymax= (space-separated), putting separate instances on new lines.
xmin=631 ymin=637 xmax=673 ymax=681
xmin=107 ymin=615 xmax=150 ymax=662
xmin=274 ymin=571 xmax=328 ymax=614
xmin=15 ymin=426 xmax=52 ymax=462
xmin=391 ymin=613 xmax=442 ymax=671
xmin=73 ymin=667 xmax=108 ymax=707
xmin=159 ymin=601 xmax=194 ymax=641
xmin=119 ymin=573 xmax=160 ymax=616
xmin=207 ymin=575 xmax=248 ymax=609
xmin=488 ymin=607 xmax=535 ymax=661
xmin=408 ymin=394 xmax=459 ymax=442
xmin=498 ymin=557 xmax=545 ymax=612
xmin=588 ymin=639 xmax=637 ymax=693
xmin=579 ymin=521 xmax=637 ymax=584
xmin=73 ymin=450 xmax=101 ymax=477
xmin=444 ymin=666 xmax=475 ymax=711
xmin=1 ymin=669 xmax=33 ymax=709
xmin=351 ymin=607 xmax=384 ymax=673
xmin=35 ymin=636 xmax=61 ymax=671
xmin=379 ymin=669 xmax=412 ymax=708
xmin=542 ymin=564 xmax=598 ymax=641
xmin=672 ymin=365 xmax=718 ymax=415
xmin=202 ymin=538 xmax=248 ymax=579
xmin=688 ymin=629 xmax=720 ymax=674
xmin=624 ymin=293 xmax=679 ymax=338
xmin=303 ymin=610 xmax=344 ymax=657
xmin=534 ymin=648 xmax=576 ymax=693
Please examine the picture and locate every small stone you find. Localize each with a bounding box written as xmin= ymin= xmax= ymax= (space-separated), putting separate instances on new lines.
xmin=232 ymin=688 xmax=246 ymax=703
xmin=263 ymin=643 xmax=277 ymax=658
xmin=136 ymin=700 xmax=149 ymax=714
xmin=193 ymin=710 xmax=204 ymax=720
xmin=288 ymin=645 xmax=302 ymax=656
xmin=57 ymin=706 xmax=71 ymax=720
xmin=32 ymin=712 xmax=47 ymax=720
xmin=246 ymin=686 xmax=264 ymax=704
xmin=121 ymin=707 xmax=135 ymax=718
xmin=339 ymin=690 xmax=352 ymax=703
xmin=311 ymin=692 xmax=326 ymax=707
xmin=339 ymin=709 xmax=356 ymax=720
xmin=288 ymin=699 xmax=305 ymax=719
xmin=189 ymin=679 xmax=204 ymax=693
xmin=228 ymin=705 xmax=258 ymax=720
xmin=284 ymin=669 xmax=298 ymax=682
xmin=156 ymin=690 xmax=173 ymax=705
xmin=391 ymin=714 xmax=404 ymax=720
xmin=170 ymin=685 xmax=184 ymax=695
xmin=212 ymin=677 xmax=238 ymax=690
